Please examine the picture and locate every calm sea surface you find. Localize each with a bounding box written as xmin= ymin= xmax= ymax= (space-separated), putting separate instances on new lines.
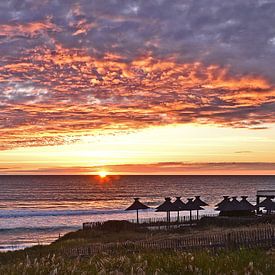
xmin=0 ymin=175 xmax=274 ymax=251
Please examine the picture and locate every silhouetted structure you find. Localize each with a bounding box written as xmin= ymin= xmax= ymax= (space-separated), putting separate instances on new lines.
xmin=125 ymin=198 xmax=149 ymax=223
xmin=215 ymin=196 xmax=230 ymax=208
xmin=258 ymin=196 xmax=275 ymax=215
xmin=185 ymin=198 xmax=203 ymax=221
xmin=239 ymin=196 xmax=255 ymax=215
xmin=216 ymin=196 xmax=255 ymax=216
xmin=194 ymin=196 xmax=208 ymax=206
xmin=193 ymin=196 xmax=207 ymax=219
xmin=256 ymin=190 xmax=275 ymax=213
xmin=156 ymin=197 xmax=178 ymax=222
xmin=173 ymin=196 xmax=187 ymax=221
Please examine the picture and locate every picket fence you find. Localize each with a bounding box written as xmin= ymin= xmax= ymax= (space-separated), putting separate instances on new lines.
xmin=65 ymin=225 xmax=275 ymax=257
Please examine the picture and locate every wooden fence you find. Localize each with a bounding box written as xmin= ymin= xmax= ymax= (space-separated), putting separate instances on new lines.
xmin=65 ymin=225 xmax=275 ymax=257
xmin=128 ymin=213 xmax=218 ymax=225
xmin=83 ymin=213 xmax=218 ymax=230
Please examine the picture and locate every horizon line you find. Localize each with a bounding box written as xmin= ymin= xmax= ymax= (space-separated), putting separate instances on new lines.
xmin=1 ymin=174 xmax=275 ymax=176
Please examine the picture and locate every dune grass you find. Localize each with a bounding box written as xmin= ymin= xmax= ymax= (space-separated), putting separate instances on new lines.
xmin=0 ymin=248 xmax=274 ymax=274
xmin=1 ymin=221 xmax=274 ymax=274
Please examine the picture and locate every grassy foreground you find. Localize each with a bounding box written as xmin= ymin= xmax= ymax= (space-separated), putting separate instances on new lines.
xmin=0 ymin=248 xmax=274 ymax=274
xmin=0 ymin=221 xmax=274 ymax=274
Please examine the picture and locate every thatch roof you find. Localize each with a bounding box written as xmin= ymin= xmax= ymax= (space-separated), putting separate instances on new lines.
xmin=156 ymin=197 xmax=179 ymax=212
xmin=238 ymin=196 xmax=255 ymax=211
xmin=222 ymin=196 xmax=241 ymax=211
xmin=125 ymin=198 xmax=149 ymax=211
xmin=185 ymin=198 xmax=203 ymax=211
xmin=215 ymin=196 xmax=230 ymax=208
xmin=217 ymin=196 xmax=254 ymax=212
xmin=173 ymin=196 xmax=187 ymax=210
xmin=194 ymin=196 xmax=208 ymax=206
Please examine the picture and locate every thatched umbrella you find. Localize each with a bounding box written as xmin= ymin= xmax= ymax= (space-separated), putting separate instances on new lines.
xmin=194 ymin=196 xmax=208 ymax=207
xmin=221 ymin=196 xmax=241 ymax=212
xmin=216 ymin=196 xmax=255 ymax=216
xmin=239 ymin=196 xmax=255 ymax=212
xmin=215 ymin=196 xmax=232 ymax=216
xmin=215 ymin=196 xmax=230 ymax=208
xmin=185 ymin=198 xmax=203 ymax=221
xmin=173 ymin=196 xmax=187 ymax=222
xmin=191 ymin=198 xmax=205 ymax=220
xmin=125 ymin=198 xmax=149 ymax=223
xmin=156 ymin=197 xmax=179 ymax=223
xmin=229 ymin=196 xmax=241 ymax=211
xmin=193 ymin=196 xmax=207 ymax=219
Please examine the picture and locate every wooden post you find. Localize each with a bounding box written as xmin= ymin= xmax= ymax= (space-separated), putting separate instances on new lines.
xmin=256 ymin=195 xmax=260 ymax=214
xmin=272 ymin=227 xmax=275 ymax=247
xmin=226 ymin=232 xmax=232 ymax=250
xmin=168 ymin=211 xmax=171 ymax=229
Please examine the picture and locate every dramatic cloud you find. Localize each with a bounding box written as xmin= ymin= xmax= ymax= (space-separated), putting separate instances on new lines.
xmin=1 ymin=0 xmax=275 ymax=149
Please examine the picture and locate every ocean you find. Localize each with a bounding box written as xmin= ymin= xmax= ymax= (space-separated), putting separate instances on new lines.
xmin=0 ymin=175 xmax=274 ymax=251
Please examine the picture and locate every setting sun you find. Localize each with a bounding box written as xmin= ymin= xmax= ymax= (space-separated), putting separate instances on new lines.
xmin=98 ymin=171 xmax=108 ymax=178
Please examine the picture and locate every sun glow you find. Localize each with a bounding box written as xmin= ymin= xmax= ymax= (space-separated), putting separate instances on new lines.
xmin=98 ymin=171 xmax=108 ymax=178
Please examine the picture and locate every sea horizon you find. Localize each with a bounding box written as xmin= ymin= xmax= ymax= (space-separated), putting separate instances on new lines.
xmin=1 ymin=174 xmax=275 ymax=176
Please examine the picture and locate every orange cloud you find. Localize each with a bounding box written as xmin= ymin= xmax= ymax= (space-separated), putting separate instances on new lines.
xmin=0 ymin=21 xmax=60 ymax=38
xmin=0 ymin=44 xmax=275 ymax=150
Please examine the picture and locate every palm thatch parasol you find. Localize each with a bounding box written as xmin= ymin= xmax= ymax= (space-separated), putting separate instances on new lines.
xmin=215 ymin=196 xmax=232 ymax=216
xmin=228 ymin=196 xmax=242 ymax=211
xmin=125 ymin=198 xmax=149 ymax=223
xmin=239 ymin=196 xmax=255 ymax=212
xmin=215 ymin=196 xmax=230 ymax=208
xmin=173 ymin=196 xmax=187 ymax=221
xmin=220 ymin=196 xmax=240 ymax=212
xmin=185 ymin=198 xmax=203 ymax=221
xmin=191 ymin=198 xmax=205 ymax=220
xmin=156 ymin=197 xmax=179 ymax=223
xmin=216 ymin=196 xmax=255 ymax=216
xmin=194 ymin=196 xmax=208 ymax=206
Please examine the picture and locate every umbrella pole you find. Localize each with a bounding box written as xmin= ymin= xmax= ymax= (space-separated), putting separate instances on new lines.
xmin=190 ymin=210 xmax=192 ymax=225
xmin=136 ymin=209 xmax=139 ymax=224
xmin=177 ymin=211 xmax=179 ymax=222
xmin=197 ymin=210 xmax=199 ymax=220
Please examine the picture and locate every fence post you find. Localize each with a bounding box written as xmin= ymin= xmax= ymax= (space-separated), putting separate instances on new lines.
xmin=272 ymin=227 xmax=274 ymax=247
xmin=226 ymin=232 xmax=232 ymax=250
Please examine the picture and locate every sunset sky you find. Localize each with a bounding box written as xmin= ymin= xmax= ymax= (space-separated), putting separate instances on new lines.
xmin=1 ymin=0 xmax=275 ymax=175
